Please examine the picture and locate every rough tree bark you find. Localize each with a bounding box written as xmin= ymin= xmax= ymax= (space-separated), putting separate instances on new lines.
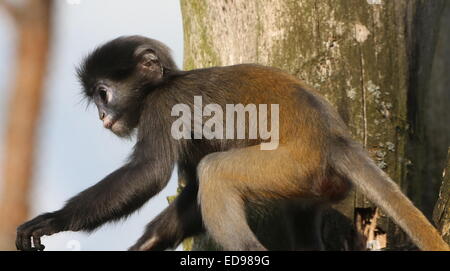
xmin=0 ymin=0 xmax=53 ymax=250
xmin=180 ymin=0 xmax=449 ymax=250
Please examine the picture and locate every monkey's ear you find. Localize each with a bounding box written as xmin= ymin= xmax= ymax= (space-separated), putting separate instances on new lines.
xmin=137 ymin=49 xmax=162 ymax=75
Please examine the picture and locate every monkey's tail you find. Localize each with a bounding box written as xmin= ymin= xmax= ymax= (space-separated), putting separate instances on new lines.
xmin=331 ymin=141 xmax=449 ymax=251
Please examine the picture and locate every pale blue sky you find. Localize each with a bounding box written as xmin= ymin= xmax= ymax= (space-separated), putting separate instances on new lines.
xmin=0 ymin=0 xmax=183 ymax=250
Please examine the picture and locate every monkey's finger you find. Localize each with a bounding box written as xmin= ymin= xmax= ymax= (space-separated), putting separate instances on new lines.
xmin=18 ymin=231 xmax=34 ymax=251
xmin=32 ymin=232 xmax=45 ymax=251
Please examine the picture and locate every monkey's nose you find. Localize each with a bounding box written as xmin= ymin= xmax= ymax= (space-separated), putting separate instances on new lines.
xmin=103 ymin=118 xmax=114 ymax=129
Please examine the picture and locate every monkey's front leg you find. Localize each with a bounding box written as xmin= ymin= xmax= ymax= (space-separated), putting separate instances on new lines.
xmin=16 ymin=159 xmax=173 ymax=251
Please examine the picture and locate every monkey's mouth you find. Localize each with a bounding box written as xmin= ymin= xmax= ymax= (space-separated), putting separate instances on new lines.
xmin=103 ymin=116 xmax=118 ymax=129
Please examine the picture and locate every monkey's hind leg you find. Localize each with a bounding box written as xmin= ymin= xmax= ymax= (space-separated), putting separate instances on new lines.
xmin=129 ymin=183 xmax=203 ymax=251
xmin=197 ymin=145 xmax=312 ymax=251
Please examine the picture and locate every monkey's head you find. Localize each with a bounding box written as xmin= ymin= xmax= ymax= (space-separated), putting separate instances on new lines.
xmin=77 ymin=35 xmax=178 ymax=137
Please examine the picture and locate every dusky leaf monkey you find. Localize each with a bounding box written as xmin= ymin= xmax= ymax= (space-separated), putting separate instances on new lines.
xmin=15 ymin=36 xmax=449 ymax=251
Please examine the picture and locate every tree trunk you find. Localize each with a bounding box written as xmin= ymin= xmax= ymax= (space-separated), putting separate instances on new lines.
xmin=429 ymin=4 xmax=450 ymax=244
xmin=0 ymin=0 xmax=53 ymax=250
xmin=180 ymin=0 xmax=449 ymax=250
xmin=406 ymin=0 xmax=450 ymax=220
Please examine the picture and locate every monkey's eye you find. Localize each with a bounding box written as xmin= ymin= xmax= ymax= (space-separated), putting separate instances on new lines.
xmin=97 ymin=86 xmax=108 ymax=103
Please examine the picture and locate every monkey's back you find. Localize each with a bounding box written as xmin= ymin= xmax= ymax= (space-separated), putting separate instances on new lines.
xmin=181 ymin=64 xmax=351 ymax=143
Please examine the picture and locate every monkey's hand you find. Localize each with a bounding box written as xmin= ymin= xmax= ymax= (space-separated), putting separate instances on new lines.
xmin=16 ymin=212 xmax=63 ymax=251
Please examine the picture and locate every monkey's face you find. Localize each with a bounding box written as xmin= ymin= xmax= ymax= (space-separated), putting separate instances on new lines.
xmin=84 ymin=54 xmax=162 ymax=137
xmin=89 ymin=77 xmax=143 ymax=138
xmin=77 ymin=36 xmax=170 ymax=137
xmin=89 ymin=53 xmax=163 ymax=137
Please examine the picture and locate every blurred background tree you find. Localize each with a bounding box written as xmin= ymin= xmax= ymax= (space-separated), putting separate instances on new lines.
xmin=0 ymin=0 xmax=53 ymax=250
xmin=0 ymin=0 xmax=182 ymax=251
